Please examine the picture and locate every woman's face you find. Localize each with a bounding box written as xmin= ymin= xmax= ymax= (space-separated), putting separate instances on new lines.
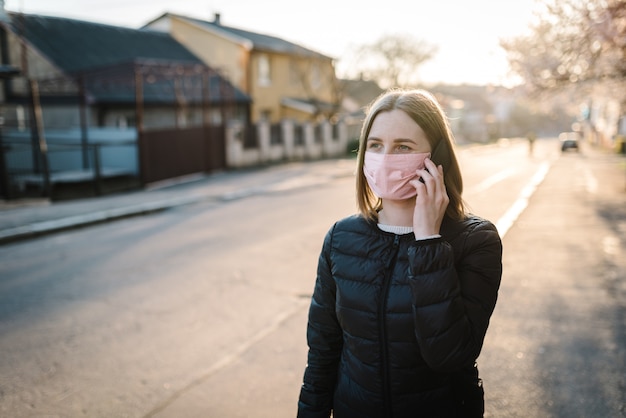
xmin=366 ymin=109 xmax=431 ymax=155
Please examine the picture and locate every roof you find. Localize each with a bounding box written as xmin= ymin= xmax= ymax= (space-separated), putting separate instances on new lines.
xmin=281 ymin=97 xmax=337 ymax=115
xmin=78 ymin=60 xmax=250 ymax=105
xmin=340 ymin=78 xmax=384 ymax=108
xmin=152 ymin=13 xmax=332 ymax=60
xmin=6 ymin=12 xmax=203 ymax=74
xmin=3 ymin=13 xmax=250 ymax=104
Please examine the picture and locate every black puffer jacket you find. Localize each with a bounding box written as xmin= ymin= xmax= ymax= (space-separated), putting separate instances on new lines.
xmin=298 ymin=214 xmax=502 ymax=418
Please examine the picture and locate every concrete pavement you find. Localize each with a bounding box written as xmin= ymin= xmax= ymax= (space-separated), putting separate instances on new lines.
xmin=0 ymin=158 xmax=357 ymax=245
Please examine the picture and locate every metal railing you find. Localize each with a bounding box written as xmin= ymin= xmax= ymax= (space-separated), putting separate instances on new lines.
xmin=0 ymin=139 xmax=137 ymax=199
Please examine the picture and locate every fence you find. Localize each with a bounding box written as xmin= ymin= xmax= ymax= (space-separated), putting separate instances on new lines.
xmin=138 ymin=125 xmax=226 ymax=184
xmin=0 ymin=118 xmax=357 ymax=200
xmin=0 ymin=127 xmax=138 ymax=199
xmin=226 ymin=119 xmax=350 ymax=168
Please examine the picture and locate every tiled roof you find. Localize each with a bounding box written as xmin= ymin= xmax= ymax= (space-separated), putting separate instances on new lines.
xmin=7 ymin=13 xmax=203 ymax=74
xmin=77 ymin=60 xmax=250 ymax=104
xmin=4 ymin=13 xmax=250 ymax=104
xmin=340 ymin=78 xmax=384 ymax=107
xmin=171 ymin=14 xmax=332 ymax=59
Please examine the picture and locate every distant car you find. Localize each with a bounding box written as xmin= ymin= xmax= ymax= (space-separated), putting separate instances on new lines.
xmin=559 ymin=132 xmax=580 ymax=152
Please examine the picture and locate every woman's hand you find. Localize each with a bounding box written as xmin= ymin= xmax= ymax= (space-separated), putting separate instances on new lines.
xmin=410 ymin=158 xmax=449 ymax=239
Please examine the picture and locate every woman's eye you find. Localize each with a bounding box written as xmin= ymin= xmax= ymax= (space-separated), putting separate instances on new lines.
xmin=367 ymin=142 xmax=381 ymax=150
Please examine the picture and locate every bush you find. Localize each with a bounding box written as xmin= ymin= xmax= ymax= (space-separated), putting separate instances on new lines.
xmin=615 ymin=136 xmax=626 ymax=154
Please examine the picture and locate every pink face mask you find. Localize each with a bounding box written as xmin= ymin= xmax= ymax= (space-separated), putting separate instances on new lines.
xmin=363 ymin=151 xmax=431 ymax=200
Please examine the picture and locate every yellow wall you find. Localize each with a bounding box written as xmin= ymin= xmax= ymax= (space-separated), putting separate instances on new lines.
xmin=154 ymin=15 xmax=338 ymax=124
xmin=168 ymin=17 xmax=250 ymax=93
xmin=250 ymin=52 xmax=337 ymax=123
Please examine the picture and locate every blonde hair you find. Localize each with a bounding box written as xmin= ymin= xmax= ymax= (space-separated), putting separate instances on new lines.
xmin=356 ymin=88 xmax=467 ymax=221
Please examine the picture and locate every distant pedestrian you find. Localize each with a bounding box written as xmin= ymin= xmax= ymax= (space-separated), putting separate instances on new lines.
xmin=297 ymin=88 xmax=503 ymax=418
xmin=527 ymin=131 xmax=536 ymax=156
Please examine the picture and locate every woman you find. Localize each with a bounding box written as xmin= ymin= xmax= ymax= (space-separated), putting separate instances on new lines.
xmin=297 ymin=89 xmax=502 ymax=418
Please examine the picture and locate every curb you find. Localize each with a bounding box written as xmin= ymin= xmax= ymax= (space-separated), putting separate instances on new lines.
xmin=0 ymin=194 xmax=208 ymax=245
xmin=0 ymin=162 xmax=356 ymax=245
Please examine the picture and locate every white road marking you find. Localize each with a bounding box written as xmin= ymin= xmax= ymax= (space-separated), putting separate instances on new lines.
xmin=584 ymin=166 xmax=598 ymax=194
xmin=602 ymin=236 xmax=620 ymax=256
xmin=142 ymin=299 xmax=308 ymax=417
xmin=470 ymin=168 xmax=517 ymax=194
xmin=496 ymin=162 xmax=551 ymax=238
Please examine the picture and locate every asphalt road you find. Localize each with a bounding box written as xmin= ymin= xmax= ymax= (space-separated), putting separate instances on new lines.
xmin=481 ymin=144 xmax=626 ymax=417
xmin=0 ymin=138 xmax=625 ymax=417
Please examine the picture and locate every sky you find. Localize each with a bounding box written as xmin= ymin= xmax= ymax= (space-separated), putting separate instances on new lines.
xmin=4 ymin=0 xmax=541 ymax=86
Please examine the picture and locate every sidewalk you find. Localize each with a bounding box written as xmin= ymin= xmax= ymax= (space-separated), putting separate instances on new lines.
xmin=0 ymin=158 xmax=357 ymax=245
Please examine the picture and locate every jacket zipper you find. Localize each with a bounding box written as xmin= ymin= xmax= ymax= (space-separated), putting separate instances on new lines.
xmin=379 ymin=234 xmax=400 ymax=418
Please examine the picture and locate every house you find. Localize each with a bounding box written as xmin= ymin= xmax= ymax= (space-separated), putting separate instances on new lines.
xmin=340 ymin=77 xmax=384 ymax=116
xmin=0 ymin=8 xmax=251 ymax=198
xmin=338 ymin=77 xmax=384 ymax=145
xmin=0 ymin=7 xmax=351 ymax=201
xmin=0 ymin=10 xmax=250 ymax=130
xmin=143 ymin=13 xmax=340 ymax=124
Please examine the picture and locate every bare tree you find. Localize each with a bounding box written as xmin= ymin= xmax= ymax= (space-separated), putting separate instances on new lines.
xmin=353 ymin=33 xmax=438 ymax=88
xmin=289 ymin=56 xmax=344 ymax=121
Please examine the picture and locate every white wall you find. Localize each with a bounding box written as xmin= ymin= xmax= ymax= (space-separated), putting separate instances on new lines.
xmin=226 ymin=120 xmax=349 ymax=168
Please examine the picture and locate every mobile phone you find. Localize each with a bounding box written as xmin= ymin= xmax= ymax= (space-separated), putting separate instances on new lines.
xmin=430 ymin=140 xmax=449 ymax=169
xmin=419 ymin=140 xmax=446 ymax=183
xmin=419 ymin=168 xmax=428 ymax=183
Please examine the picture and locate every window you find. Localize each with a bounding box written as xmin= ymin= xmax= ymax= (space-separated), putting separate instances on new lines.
xmin=258 ymin=54 xmax=271 ymax=86
xmin=208 ymin=109 xmax=222 ymax=125
xmin=260 ymin=110 xmax=272 ymax=122
xmin=116 ymin=115 xmax=128 ymax=128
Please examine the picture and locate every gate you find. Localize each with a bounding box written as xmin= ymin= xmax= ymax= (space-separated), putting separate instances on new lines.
xmin=138 ymin=125 xmax=225 ymax=185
